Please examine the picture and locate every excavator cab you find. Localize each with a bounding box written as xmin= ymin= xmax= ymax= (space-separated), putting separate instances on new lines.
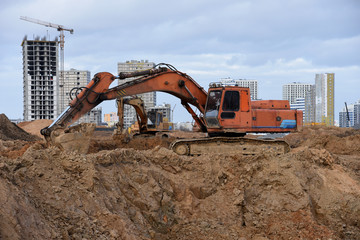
xmin=204 ymin=84 xmax=252 ymax=135
xmin=147 ymin=110 xmax=163 ymax=129
xmin=204 ymin=82 xmax=302 ymax=136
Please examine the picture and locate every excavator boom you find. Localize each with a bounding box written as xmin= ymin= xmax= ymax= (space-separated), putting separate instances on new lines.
xmin=102 ymin=67 xmax=208 ymax=131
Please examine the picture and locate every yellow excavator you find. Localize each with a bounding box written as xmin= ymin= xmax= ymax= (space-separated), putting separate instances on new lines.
xmin=114 ymin=97 xmax=173 ymax=136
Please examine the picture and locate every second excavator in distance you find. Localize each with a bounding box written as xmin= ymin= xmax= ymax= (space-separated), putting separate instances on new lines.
xmin=41 ymin=63 xmax=303 ymax=155
xmin=114 ymin=96 xmax=174 ymax=136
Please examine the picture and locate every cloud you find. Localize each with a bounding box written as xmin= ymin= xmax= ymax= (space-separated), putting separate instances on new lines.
xmin=0 ymin=0 xmax=359 ymax=122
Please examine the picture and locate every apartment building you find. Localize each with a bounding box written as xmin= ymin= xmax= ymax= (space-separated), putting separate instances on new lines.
xmin=148 ymin=104 xmax=172 ymax=123
xmin=104 ymin=112 xmax=119 ymax=126
xmin=314 ymin=73 xmax=335 ymax=126
xmin=61 ymin=69 xmax=90 ymax=112
xmin=304 ymin=73 xmax=335 ymax=126
xmin=339 ymin=100 xmax=360 ymax=128
xmin=220 ymin=78 xmax=258 ymax=100
xmin=117 ymin=60 xmax=156 ymax=128
xmin=282 ymin=82 xmax=313 ymax=104
xmin=62 ymin=69 xmax=102 ymax=125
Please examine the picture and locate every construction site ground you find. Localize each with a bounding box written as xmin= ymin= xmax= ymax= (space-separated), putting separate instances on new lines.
xmin=0 ymin=113 xmax=359 ymax=239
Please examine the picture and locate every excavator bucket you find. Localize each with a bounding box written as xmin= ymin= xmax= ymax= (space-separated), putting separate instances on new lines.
xmin=45 ymin=123 xmax=96 ymax=154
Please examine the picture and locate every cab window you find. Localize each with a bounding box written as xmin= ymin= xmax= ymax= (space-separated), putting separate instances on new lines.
xmin=222 ymin=91 xmax=239 ymax=111
xmin=205 ymin=90 xmax=222 ymax=116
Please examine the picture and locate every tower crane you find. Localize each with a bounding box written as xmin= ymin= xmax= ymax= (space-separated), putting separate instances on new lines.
xmin=20 ymin=16 xmax=74 ymax=112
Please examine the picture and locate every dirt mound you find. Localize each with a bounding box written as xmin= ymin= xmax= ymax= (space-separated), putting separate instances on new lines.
xmin=285 ymin=126 xmax=360 ymax=155
xmin=285 ymin=126 xmax=360 ymax=182
xmin=1 ymin=132 xmax=360 ymax=239
xmin=0 ymin=114 xmax=40 ymax=141
xmin=18 ymin=119 xmax=53 ymax=138
xmin=1 ymin=126 xmax=360 ymax=239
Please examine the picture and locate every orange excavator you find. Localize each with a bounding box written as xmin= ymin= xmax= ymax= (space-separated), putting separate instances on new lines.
xmin=41 ymin=63 xmax=302 ymax=155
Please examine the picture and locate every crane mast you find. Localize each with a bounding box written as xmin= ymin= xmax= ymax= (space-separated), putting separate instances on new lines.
xmin=20 ymin=16 xmax=74 ymax=113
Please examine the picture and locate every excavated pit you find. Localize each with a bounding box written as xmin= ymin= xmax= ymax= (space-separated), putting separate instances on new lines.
xmin=0 ymin=114 xmax=359 ymax=239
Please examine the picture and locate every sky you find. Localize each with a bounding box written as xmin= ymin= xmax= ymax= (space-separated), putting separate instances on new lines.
xmin=0 ymin=0 xmax=359 ymax=123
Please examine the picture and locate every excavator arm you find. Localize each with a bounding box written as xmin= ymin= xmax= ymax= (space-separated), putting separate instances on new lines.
xmin=101 ymin=66 xmax=208 ymax=131
xmin=41 ymin=64 xmax=208 ymax=140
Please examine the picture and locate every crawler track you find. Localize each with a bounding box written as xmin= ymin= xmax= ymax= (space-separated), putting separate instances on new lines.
xmin=170 ymin=137 xmax=290 ymax=156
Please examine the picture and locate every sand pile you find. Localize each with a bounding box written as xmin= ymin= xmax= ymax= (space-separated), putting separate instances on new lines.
xmin=17 ymin=119 xmax=53 ymax=138
xmin=0 ymin=123 xmax=359 ymax=239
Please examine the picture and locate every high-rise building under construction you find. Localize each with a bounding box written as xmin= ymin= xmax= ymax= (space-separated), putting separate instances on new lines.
xmin=22 ymin=36 xmax=59 ymax=121
xmin=22 ymin=36 xmax=101 ymax=124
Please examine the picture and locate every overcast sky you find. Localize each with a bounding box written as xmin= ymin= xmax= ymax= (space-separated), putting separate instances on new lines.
xmin=0 ymin=0 xmax=359 ymax=123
